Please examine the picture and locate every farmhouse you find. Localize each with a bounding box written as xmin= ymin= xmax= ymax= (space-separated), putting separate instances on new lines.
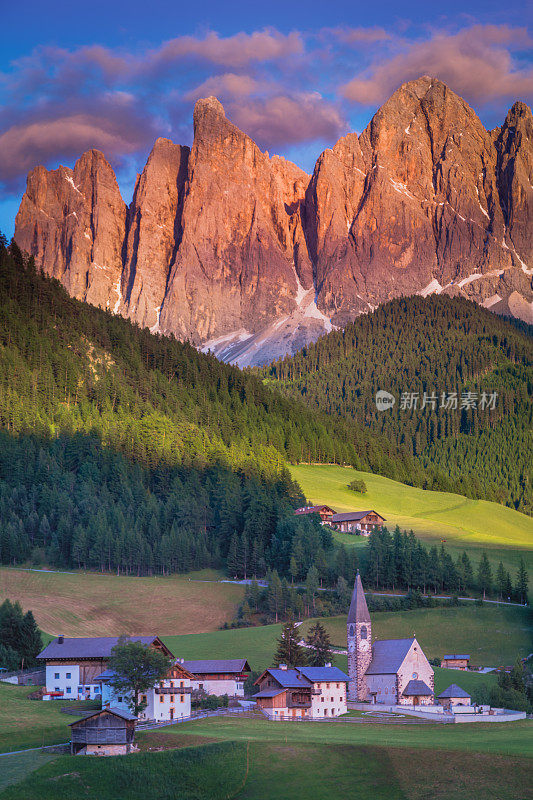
xmin=37 ymin=635 xmax=173 ymax=700
xmin=347 ymin=572 xmax=434 ymax=705
xmin=182 ymin=659 xmax=250 ymax=697
xmin=294 ymin=505 xmax=336 ymax=523
xmin=440 ymin=654 xmax=470 ymax=670
xmin=69 ymin=707 xmax=136 ymax=755
xmin=437 ymin=684 xmax=472 ymax=709
xmin=97 ymin=660 xmax=193 ymax=722
xmin=253 ymin=664 xmax=349 ymax=719
xmin=329 ymin=510 xmax=385 ymax=535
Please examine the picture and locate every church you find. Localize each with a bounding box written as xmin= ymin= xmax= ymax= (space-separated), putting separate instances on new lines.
xmin=347 ymin=572 xmax=435 ymax=706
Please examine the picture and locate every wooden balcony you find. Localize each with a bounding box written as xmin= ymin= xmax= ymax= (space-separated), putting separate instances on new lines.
xmin=287 ymin=693 xmax=311 ymax=709
xmin=71 ymin=728 xmax=134 ymax=745
xmin=155 ymin=686 xmax=193 ymax=695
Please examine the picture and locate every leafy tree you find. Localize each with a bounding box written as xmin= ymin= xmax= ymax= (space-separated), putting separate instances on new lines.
xmin=108 ymin=638 xmax=172 ymax=716
xmin=274 ymin=619 xmax=307 ymax=668
xmin=305 ymin=621 xmax=333 ymax=667
xmin=348 ymin=479 xmax=367 ymax=493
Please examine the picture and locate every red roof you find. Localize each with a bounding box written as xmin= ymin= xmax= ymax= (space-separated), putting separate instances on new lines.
xmin=294 ymin=505 xmax=335 ymax=515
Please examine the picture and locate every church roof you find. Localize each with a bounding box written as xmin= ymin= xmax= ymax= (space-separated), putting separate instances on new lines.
xmin=347 ymin=571 xmax=370 ymax=624
xmin=365 ymin=638 xmax=415 ymax=674
xmin=402 ymin=680 xmax=433 ymax=696
xmin=438 ymin=684 xmax=471 ymax=698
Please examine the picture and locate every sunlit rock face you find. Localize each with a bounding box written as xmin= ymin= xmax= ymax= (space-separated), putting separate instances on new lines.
xmin=15 ymin=79 xmax=533 ymax=366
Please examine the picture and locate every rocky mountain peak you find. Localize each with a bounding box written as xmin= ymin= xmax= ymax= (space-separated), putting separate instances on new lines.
xmin=14 ymin=80 xmax=533 ymax=367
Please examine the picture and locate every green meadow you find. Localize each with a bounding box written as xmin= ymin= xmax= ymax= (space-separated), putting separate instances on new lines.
xmin=290 ymin=464 xmax=533 ymax=574
xmin=2 ymin=735 xmax=532 ymax=800
xmin=163 ymin=603 xmax=531 ymax=673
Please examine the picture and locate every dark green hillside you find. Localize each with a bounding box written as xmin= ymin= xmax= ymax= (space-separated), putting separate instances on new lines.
xmin=0 ymin=237 xmax=415 ymax=481
xmin=0 ymin=237 xmax=417 ymax=577
xmin=265 ymin=296 xmax=533 ymax=514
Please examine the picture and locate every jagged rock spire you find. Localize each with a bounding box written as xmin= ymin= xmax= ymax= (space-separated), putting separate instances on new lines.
xmin=347 ymin=570 xmax=370 ymax=624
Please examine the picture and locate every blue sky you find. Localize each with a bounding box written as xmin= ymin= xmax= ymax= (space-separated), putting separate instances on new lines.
xmin=1 ymin=0 xmax=531 ymax=236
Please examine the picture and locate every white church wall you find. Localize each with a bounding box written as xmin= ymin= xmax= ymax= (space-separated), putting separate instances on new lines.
xmin=396 ymin=639 xmax=434 ymax=704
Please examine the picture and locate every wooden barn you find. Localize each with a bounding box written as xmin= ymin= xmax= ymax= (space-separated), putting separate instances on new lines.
xmin=69 ymin=707 xmax=137 ymax=755
xmin=294 ymin=505 xmax=336 ymax=523
xmin=440 ymin=654 xmax=470 ymax=670
xmin=329 ymin=510 xmax=385 ymax=535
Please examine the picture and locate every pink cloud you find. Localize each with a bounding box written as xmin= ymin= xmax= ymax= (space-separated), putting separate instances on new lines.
xmin=149 ymin=29 xmax=304 ymax=70
xmin=226 ymin=93 xmax=347 ymax=149
xmin=0 ymin=109 xmax=154 ymax=186
xmin=184 ymin=73 xmax=267 ymax=101
xmin=342 ymin=25 xmax=533 ymax=105
xmin=331 ymin=26 xmax=392 ymax=45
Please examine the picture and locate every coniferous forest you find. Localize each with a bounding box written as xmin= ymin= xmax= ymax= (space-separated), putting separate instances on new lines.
xmin=264 ymin=295 xmax=533 ymax=514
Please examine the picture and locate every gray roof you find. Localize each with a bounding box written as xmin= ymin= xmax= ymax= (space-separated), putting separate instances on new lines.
xmin=438 ymin=684 xmax=471 ymax=699
xmin=298 ymin=667 xmax=350 ymax=683
xmin=366 ymin=638 xmax=415 ymax=674
xmin=183 ymin=659 xmax=250 ymax=675
xmin=69 ymin=707 xmax=137 ymax=726
xmin=347 ymin=572 xmax=371 ymax=625
xmin=330 ymin=511 xmax=385 ymax=523
xmin=402 ymin=680 xmax=433 ymax=696
xmin=442 ymin=654 xmax=470 ymax=660
xmin=94 ymin=669 xmax=116 ymax=682
xmin=263 ymin=669 xmax=312 ymax=688
xmin=252 ymin=688 xmax=286 ymax=698
xmin=38 ymin=636 xmax=170 ymax=661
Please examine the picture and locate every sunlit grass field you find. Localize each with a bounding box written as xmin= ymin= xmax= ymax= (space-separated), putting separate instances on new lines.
xmin=0 ymin=568 xmax=244 ymax=637
xmin=290 ymin=464 xmax=533 ymax=574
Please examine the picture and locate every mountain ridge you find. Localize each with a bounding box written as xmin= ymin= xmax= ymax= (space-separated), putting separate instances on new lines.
xmin=14 ymin=76 xmax=533 ymax=366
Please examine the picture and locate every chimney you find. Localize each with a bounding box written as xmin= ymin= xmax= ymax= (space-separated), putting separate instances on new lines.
xmin=325 ymin=662 xmax=332 ymax=668
xmin=279 ymin=664 xmax=288 ymax=671
xmin=58 ymin=635 xmax=64 ymax=644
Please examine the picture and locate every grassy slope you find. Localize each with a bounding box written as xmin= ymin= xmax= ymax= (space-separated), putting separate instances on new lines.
xmin=298 ymin=605 xmax=533 ymax=667
xmin=2 ymin=740 xmax=531 ymax=800
xmin=0 ymin=683 xmax=84 ymax=754
xmin=290 ymin=464 xmax=533 ymax=574
xmin=163 ymin=604 xmax=530 ymax=673
xmin=0 ymin=568 xmax=243 ymax=637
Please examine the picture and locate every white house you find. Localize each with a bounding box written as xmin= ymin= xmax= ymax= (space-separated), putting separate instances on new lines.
xmin=97 ymin=661 xmax=193 ymax=722
xmin=253 ymin=665 xmax=349 ymax=719
xmin=182 ymin=659 xmax=250 ymax=697
xmin=37 ymin=635 xmax=174 ymax=701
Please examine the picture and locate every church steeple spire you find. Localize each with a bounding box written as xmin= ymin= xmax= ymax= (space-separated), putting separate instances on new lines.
xmin=347 ymin=570 xmax=370 ymax=624
xmin=347 ymin=570 xmax=372 ymax=702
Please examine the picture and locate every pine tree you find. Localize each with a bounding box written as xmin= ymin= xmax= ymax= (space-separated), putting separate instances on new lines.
xmin=305 ymin=621 xmax=333 ymax=667
xmin=515 ymin=558 xmax=529 ymax=605
xmin=274 ymin=618 xmax=307 ymax=667
xmin=305 ymin=566 xmax=320 ymax=615
xmin=496 ymin=561 xmax=506 ymax=600
xmin=226 ymin=533 xmax=240 ymax=578
xmin=477 ymin=552 xmax=493 ymax=599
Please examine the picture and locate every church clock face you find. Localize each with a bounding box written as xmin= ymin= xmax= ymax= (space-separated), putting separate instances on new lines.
xmin=359 ymin=639 xmax=370 ymax=652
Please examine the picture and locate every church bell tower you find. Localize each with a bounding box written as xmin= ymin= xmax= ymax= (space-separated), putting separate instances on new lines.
xmin=347 ymin=570 xmax=372 ymax=701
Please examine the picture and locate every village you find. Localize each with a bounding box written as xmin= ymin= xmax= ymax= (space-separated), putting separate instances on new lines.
xmin=20 ymin=570 xmax=524 ymax=757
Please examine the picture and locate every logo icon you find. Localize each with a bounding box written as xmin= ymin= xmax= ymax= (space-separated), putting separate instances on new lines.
xmin=375 ymin=390 xmax=396 ymax=411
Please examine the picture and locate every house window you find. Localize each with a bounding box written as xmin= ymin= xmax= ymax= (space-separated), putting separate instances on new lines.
xmin=118 ymin=697 xmax=123 ymax=703
xmin=180 ymin=681 xmax=184 ymax=688
xmin=199 ymin=683 xmax=203 ymax=691
xmin=361 ymin=626 xmax=367 ymax=640
xmin=170 ymin=696 xmax=174 ymax=702
xmin=180 ymin=695 xmax=184 ymax=702
xmin=170 ymin=682 xmax=174 ymax=689
xmin=160 ymin=696 xmax=164 ymax=703
xmin=55 ymin=687 xmax=60 ymax=692
xmin=141 ymin=695 xmax=147 ymax=704
xmin=66 ymin=672 xmax=71 ymax=679
xmin=54 ymin=673 xmax=59 ymax=679
xmin=66 ymin=687 xmax=71 ymax=694
xmin=77 ymin=686 xmax=82 ymax=693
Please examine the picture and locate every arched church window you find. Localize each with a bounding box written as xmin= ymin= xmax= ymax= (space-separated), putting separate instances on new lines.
xmin=349 ymin=625 xmax=354 ymax=637
xmin=360 ymin=626 xmax=367 ymax=639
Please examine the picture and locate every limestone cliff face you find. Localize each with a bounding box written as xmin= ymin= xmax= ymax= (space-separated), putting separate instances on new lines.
xmin=308 ymin=77 xmax=532 ymax=325
xmin=159 ymin=97 xmax=312 ymax=342
xmin=15 ymin=150 xmax=126 ymax=311
xmin=14 ymin=79 xmax=533 ymax=366
xmin=121 ymin=138 xmax=189 ymax=331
